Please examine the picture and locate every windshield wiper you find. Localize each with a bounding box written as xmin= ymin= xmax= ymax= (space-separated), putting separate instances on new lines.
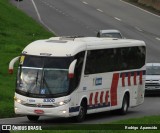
xmin=36 ymin=71 xmax=39 ymax=86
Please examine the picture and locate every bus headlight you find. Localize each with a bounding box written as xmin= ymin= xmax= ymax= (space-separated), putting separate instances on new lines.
xmin=59 ymin=101 xmax=65 ymax=106
xmin=56 ymin=99 xmax=71 ymax=106
xmin=14 ymin=97 xmax=25 ymax=104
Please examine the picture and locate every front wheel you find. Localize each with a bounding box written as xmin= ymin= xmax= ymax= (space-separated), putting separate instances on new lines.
xmin=75 ymin=100 xmax=87 ymax=122
xmin=27 ymin=115 xmax=39 ymax=122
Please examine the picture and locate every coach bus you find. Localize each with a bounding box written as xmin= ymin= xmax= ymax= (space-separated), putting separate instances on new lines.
xmin=9 ymin=36 xmax=146 ymax=122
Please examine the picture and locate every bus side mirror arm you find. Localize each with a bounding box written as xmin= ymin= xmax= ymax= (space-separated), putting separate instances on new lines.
xmin=9 ymin=56 xmax=20 ymax=74
xmin=68 ymin=59 xmax=77 ymax=79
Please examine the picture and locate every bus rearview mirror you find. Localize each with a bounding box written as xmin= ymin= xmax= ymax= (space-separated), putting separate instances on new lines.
xmin=68 ymin=59 xmax=77 ymax=78
xmin=9 ymin=56 xmax=20 ymax=74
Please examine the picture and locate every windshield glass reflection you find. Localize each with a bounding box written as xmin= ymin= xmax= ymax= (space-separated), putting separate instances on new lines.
xmin=17 ymin=67 xmax=69 ymax=95
xmin=146 ymin=66 xmax=160 ymax=75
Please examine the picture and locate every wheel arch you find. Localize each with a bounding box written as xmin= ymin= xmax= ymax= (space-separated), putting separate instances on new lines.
xmin=78 ymin=95 xmax=88 ymax=106
xmin=74 ymin=96 xmax=88 ymax=122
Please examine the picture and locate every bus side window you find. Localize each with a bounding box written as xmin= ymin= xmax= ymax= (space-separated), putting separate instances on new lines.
xmin=85 ymin=50 xmax=96 ymax=74
xmin=119 ymin=46 xmax=146 ymax=70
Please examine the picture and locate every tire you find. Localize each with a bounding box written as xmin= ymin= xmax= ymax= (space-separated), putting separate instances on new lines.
xmin=119 ymin=94 xmax=129 ymax=115
xmin=27 ymin=115 xmax=39 ymax=121
xmin=75 ymin=100 xmax=87 ymax=122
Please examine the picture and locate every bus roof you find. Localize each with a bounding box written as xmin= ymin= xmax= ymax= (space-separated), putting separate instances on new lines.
xmin=22 ymin=37 xmax=145 ymax=57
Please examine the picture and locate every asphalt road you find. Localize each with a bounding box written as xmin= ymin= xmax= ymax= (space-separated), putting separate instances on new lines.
xmin=2 ymin=0 xmax=159 ymax=124
xmin=11 ymin=0 xmax=160 ymax=62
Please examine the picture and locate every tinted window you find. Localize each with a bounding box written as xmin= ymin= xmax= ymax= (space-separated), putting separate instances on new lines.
xmin=85 ymin=46 xmax=145 ymax=74
xmin=102 ymin=33 xmax=122 ymax=38
xmin=22 ymin=55 xmax=73 ymax=69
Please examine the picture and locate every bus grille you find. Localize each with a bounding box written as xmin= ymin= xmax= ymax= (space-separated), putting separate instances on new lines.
xmin=145 ymin=83 xmax=160 ymax=87
xmin=23 ymin=103 xmax=56 ymax=108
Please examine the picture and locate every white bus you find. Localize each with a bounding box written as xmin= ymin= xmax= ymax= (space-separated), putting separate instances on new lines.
xmin=9 ymin=37 xmax=146 ymax=122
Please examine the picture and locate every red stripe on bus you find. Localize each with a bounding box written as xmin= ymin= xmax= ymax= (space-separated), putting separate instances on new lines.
xmin=105 ymin=91 xmax=109 ymax=105
xmin=89 ymin=93 xmax=93 ymax=106
xmin=128 ymin=72 xmax=131 ymax=86
xmin=122 ymin=73 xmax=125 ymax=87
xmin=100 ymin=91 xmax=104 ymax=104
xmin=139 ymin=71 xmax=143 ymax=85
xmin=134 ymin=71 xmax=137 ymax=85
xmin=95 ymin=92 xmax=99 ymax=105
xmin=110 ymin=73 xmax=119 ymax=106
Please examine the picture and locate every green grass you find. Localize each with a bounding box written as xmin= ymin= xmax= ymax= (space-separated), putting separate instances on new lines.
xmin=0 ymin=0 xmax=53 ymax=118
xmin=110 ymin=115 xmax=160 ymax=124
xmin=10 ymin=131 xmax=160 ymax=133
xmin=10 ymin=115 xmax=160 ymax=133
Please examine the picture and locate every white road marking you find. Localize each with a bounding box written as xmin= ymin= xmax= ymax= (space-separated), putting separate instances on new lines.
xmin=31 ymin=0 xmax=42 ymax=22
xmin=135 ymin=26 xmax=143 ymax=32
xmin=97 ymin=9 xmax=103 ymax=12
xmin=49 ymin=5 xmax=53 ymax=8
xmin=156 ymin=37 xmax=160 ymax=41
xmin=30 ymin=0 xmax=55 ymax=34
xmin=82 ymin=1 xmax=88 ymax=5
xmin=114 ymin=17 xmax=122 ymax=21
xmin=120 ymin=0 xmax=160 ymax=18
xmin=58 ymin=10 xmax=62 ymax=13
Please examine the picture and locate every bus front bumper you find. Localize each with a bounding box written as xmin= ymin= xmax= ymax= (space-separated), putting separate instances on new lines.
xmin=14 ymin=101 xmax=70 ymax=118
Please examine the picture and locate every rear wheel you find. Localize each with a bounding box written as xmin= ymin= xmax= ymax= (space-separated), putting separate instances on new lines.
xmin=119 ymin=94 xmax=129 ymax=115
xmin=27 ymin=115 xmax=39 ymax=121
xmin=75 ymin=100 xmax=87 ymax=122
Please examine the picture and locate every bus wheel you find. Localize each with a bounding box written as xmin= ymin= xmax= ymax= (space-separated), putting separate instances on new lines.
xmin=27 ymin=115 xmax=39 ymax=121
xmin=75 ymin=100 xmax=87 ymax=122
xmin=119 ymin=94 xmax=129 ymax=115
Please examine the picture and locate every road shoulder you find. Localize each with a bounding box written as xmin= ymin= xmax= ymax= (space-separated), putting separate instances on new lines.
xmin=123 ymin=0 xmax=160 ymax=16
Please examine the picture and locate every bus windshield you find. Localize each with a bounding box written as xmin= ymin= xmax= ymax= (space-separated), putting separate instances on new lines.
xmin=16 ymin=55 xmax=74 ymax=98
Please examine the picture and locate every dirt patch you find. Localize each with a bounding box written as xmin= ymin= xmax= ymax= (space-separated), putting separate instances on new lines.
xmin=124 ymin=0 xmax=160 ymax=16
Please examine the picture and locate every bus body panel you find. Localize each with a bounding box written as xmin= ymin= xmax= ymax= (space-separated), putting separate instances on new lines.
xmin=10 ymin=37 xmax=146 ymax=120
